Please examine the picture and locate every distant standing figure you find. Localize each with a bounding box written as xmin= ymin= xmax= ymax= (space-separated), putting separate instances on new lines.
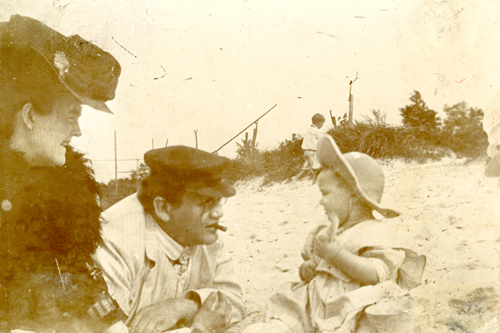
xmin=291 ymin=113 xmax=326 ymax=184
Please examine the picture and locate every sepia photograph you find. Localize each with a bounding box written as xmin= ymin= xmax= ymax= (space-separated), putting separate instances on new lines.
xmin=1 ymin=0 xmax=500 ymax=332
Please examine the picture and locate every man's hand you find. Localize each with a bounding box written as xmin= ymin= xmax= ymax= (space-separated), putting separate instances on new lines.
xmin=299 ymin=259 xmax=318 ymax=282
xmin=129 ymin=297 xmax=199 ymax=333
xmin=190 ymin=292 xmax=231 ymax=333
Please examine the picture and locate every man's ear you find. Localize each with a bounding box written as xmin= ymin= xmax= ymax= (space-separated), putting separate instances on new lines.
xmin=153 ymin=197 xmax=172 ymax=222
xmin=20 ymin=103 xmax=36 ymax=132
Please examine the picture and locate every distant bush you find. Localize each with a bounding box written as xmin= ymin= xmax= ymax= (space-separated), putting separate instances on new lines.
xmin=328 ymin=121 xmax=447 ymax=161
xmin=440 ymin=102 xmax=488 ymax=158
xmin=224 ymin=133 xmax=303 ymax=185
xmin=100 ymin=178 xmax=140 ymax=210
xmin=223 ymin=116 xmax=450 ymax=185
xmin=99 ymin=94 xmax=488 ymax=194
xmin=400 ymin=90 xmax=441 ymax=130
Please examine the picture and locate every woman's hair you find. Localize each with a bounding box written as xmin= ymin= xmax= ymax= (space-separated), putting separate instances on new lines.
xmin=0 ymin=45 xmax=66 ymax=141
xmin=137 ymin=170 xmax=188 ymax=214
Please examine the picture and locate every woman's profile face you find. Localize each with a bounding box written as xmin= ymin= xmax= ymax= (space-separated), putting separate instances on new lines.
xmin=27 ymin=92 xmax=83 ymax=166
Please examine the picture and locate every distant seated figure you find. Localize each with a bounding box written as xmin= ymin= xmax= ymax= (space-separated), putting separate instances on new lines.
xmin=245 ymin=136 xmax=426 ymax=333
xmin=483 ymin=93 xmax=500 ymax=177
xmin=93 ymin=146 xmax=246 ymax=333
xmin=292 ymin=113 xmax=327 ymax=184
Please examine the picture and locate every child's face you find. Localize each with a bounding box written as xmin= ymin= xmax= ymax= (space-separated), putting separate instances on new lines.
xmin=317 ymin=168 xmax=353 ymax=223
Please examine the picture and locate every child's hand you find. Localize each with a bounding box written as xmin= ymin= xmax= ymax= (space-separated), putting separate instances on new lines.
xmin=301 ymin=225 xmax=328 ymax=261
xmin=314 ymin=229 xmax=342 ymax=262
xmin=299 ymin=260 xmax=318 ymax=282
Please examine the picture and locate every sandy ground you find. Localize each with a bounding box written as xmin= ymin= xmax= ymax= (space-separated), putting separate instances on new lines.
xmin=221 ymin=158 xmax=500 ymax=333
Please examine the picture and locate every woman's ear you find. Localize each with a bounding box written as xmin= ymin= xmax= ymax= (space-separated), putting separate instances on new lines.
xmin=20 ymin=103 xmax=36 ymax=132
xmin=153 ymin=196 xmax=171 ymax=223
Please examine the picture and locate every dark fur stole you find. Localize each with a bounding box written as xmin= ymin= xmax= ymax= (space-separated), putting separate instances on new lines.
xmin=0 ymin=146 xmax=119 ymax=332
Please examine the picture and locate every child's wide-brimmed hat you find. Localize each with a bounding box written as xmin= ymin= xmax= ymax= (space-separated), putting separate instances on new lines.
xmin=317 ymin=135 xmax=400 ymax=218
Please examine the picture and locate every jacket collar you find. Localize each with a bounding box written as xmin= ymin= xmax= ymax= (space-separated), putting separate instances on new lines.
xmin=144 ymin=212 xmax=184 ymax=263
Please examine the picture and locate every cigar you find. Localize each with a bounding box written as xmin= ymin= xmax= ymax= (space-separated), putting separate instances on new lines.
xmin=214 ymin=224 xmax=227 ymax=232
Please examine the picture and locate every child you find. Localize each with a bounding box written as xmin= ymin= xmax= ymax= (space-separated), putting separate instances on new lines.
xmin=291 ymin=113 xmax=327 ymax=183
xmin=245 ymin=136 xmax=426 ymax=333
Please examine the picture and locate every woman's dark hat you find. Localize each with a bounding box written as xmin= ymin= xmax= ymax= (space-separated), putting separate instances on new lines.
xmin=317 ymin=135 xmax=400 ymax=218
xmin=0 ymin=15 xmax=121 ymax=113
xmin=145 ymin=146 xmax=236 ymax=198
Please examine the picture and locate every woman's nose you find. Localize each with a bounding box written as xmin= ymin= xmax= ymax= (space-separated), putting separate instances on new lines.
xmin=72 ymin=122 xmax=82 ymax=137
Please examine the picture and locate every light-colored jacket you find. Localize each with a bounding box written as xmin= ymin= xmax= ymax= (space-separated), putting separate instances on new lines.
xmin=93 ymin=194 xmax=246 ymax=324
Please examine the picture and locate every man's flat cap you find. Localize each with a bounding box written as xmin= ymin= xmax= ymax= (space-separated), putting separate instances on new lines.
xmin=145 ymin=146 xmax=236 ymax=198
xmin=0 ymin=15 xmax=121 ymax=113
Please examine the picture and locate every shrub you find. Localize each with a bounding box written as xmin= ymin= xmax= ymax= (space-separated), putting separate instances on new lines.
xmin=441 ymin=102 xmax=488 ymax=158
xmin=400 ymin=90 xmax=441 ymax=130
xmin=223 ymin=116 xmax=450 ymax=186
xmin=100 ymin=178 xmax=139 ymax=210
xmin=328 ymin=121 xmax=447 ymax=161
xmin=99 ymin=96 xmax=487 ymax=194
xmin=224 ymin=133 xmax=303 ymax=184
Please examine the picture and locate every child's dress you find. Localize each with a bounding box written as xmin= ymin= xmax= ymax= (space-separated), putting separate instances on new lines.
xmin=262 ymin=219 xmax=426 ymax=333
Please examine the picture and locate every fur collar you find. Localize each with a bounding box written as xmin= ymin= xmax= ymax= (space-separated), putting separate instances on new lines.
xmin=0 ymin=145 xmax=110 ymax=331
xmin=0 ymin=145 xmax=103 ymax=261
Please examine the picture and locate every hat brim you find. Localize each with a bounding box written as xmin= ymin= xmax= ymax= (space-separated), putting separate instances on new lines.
xmin=317 ymin=135 xmax=400 ymax=218
xmin=192 ymin=179 xmax=236 ymax=198
xmin=23 ymin=44 xmax=114 ymax=114
xmin=66 ymin=85 xmax=113 ymax=114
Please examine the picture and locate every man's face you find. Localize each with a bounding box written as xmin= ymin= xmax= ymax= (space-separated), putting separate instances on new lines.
xmin=166 ymin=193 xmax=226 ymax=247
xmin=27 ymin=92 xmax=83 ymax=166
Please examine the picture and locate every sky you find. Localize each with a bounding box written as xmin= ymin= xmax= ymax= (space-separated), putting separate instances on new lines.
xmin=2 ymin=0 xmax=500 ymax=182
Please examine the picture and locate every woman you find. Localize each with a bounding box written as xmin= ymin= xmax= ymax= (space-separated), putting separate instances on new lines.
xmin=0 ymin=15 xmax=125 ymax=332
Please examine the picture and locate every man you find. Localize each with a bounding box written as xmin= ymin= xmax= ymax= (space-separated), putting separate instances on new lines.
xmin=94 ymin=146 xmax=246 ymax=333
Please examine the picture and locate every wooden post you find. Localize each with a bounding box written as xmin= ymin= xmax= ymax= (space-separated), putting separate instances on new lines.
xmin=165 ymin=139 xmax=169 ymax=147
xmin=348 ymin=93 xmax=354 ymax=125
xmin=330 ymin=110 xmax=336 ymax=127
xmin=347 ymin=71 xmax=359 ymax=125
xmin=194 ymin=130 xmax=198 ymax=149
xmin=252 ymin=121 xmax=258 ymax=148
xmin=212 ymin=104 xmax=277 ymax=154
